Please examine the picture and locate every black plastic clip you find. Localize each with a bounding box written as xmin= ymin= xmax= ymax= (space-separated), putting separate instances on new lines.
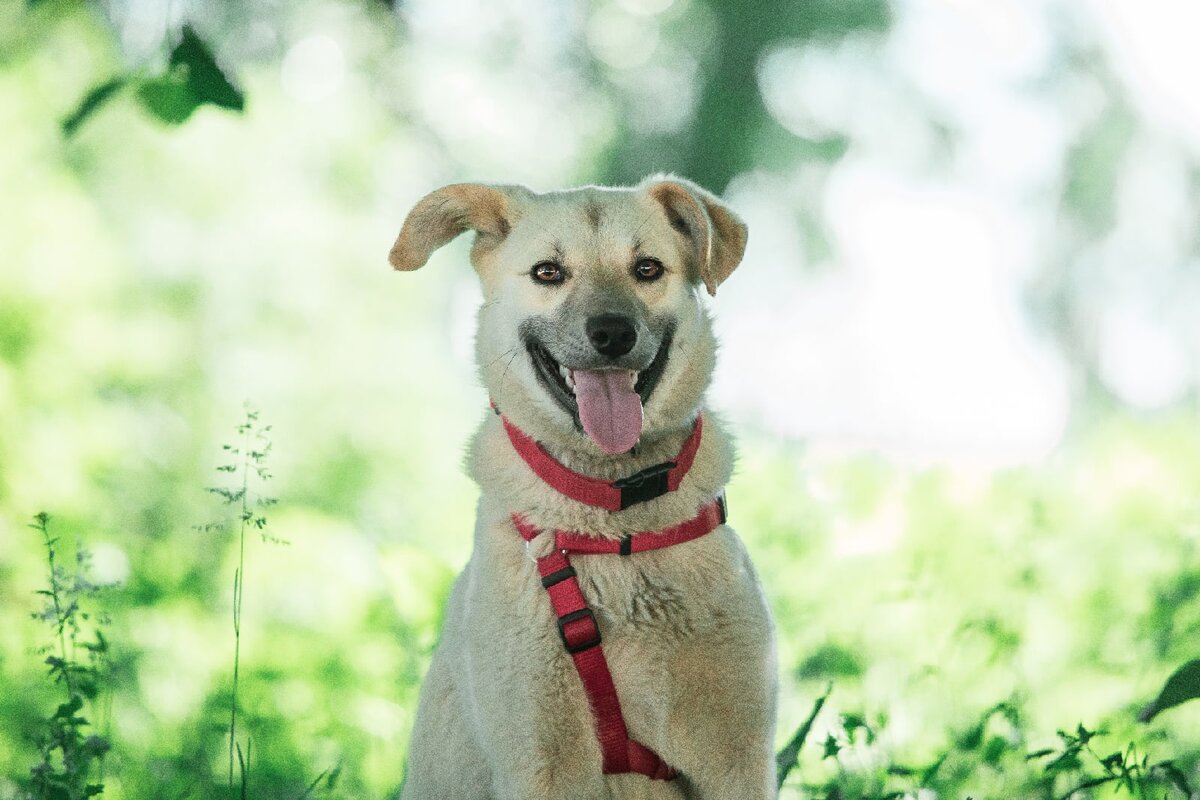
xmin=612 ymin=461 xmax=675 ymax=509
xmin=557 ymin=608 xmax=602 ymax=654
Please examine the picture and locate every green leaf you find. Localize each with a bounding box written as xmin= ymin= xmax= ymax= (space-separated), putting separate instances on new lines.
xmin=61 ymin=77 xmax=127 ymax=137
xmin=982 ymin=735 xmax=1008 ymax=766
xmin=822 ymin=733 xmax=842 ymax=759
xmin=1139 ymin=659 xmax=1200 ymax=722
xmin=137 ymin=68 xmax=201 ymax=125
xmin=53 ymin=695 xmax=83 ymax=719
xmin=170 ymin=25 xmax=244 ymax=112
xmin=775 ymin=685 xmax=830 ymax=790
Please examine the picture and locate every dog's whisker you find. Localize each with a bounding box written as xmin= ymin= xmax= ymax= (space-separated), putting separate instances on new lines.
xmin=497 ymin=348 xmax=521 ymax=396
xmin=483 ymin=346 xmax=519 ymax=371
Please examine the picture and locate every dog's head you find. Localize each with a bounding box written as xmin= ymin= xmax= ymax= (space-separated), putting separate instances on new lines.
xmin=390 ymin=176 xmax=747 ymax=458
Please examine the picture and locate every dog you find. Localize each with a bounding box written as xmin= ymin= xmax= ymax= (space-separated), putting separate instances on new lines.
xmin=390 ymin=176 xmax=777 ymax=799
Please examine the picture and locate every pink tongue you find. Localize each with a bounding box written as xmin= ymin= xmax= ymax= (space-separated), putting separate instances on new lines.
xmin=572 ymin=369 xmax=643 ymax=454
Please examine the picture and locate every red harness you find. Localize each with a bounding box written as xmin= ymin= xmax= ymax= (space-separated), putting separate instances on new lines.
xmin=502 ymin=412 xmax=726 ymax=781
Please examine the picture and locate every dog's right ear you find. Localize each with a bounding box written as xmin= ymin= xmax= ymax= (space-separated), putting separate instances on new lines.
xmin=389 ymin=183 xmax=527 ymax=271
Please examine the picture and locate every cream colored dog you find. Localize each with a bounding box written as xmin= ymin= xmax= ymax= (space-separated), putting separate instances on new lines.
xmin=390 ymin=177 xmax=777 ymax=799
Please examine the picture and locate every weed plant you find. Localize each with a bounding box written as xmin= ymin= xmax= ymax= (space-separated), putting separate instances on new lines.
xmin=25 ymin=513 xmax=112 ymax=800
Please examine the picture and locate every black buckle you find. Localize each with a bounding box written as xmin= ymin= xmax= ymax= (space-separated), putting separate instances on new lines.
xmin=557 ymin=608 xmax=601 ymax=654
xmin=612 ymin=461 xmax=675 ymax=509
xmin=717 ymin=492 xmax=728 ymax=524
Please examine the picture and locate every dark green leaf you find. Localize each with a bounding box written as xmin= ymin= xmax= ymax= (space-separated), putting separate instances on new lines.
xmin=1139 ymin=659 xmax=1200 ymax=723
xmin=53 ymin=695 xmax=83 ymax=719
xmin=982 ymin=735 xmax=1008 ymax=766
xmin=170 ymin=25 xmax=244 ymax=111
xmin=775 ymin=685 xmax=830 ymax=790
xmin=61 ymin=77 xmax=127 ymax=137
xmin=1152 ymin=760 xmax=1194 ymax=796
xmin=822 ymin=733 xmax=842 ymax=759
xmin=958 ymin=721 xmax=984 ymax=751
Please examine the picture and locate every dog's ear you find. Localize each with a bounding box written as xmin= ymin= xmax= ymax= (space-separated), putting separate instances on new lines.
xmin=644 ymin=176 xmax=748 ymax=296
xmin=389 ymin=183 xmax=527 ymax=271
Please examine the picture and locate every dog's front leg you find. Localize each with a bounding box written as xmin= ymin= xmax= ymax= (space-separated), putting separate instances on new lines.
xmin=461 ymin=542 xmax=613 ymax=800
xmin=465 ymin=654 xmax=613 ymax=800
xmin=662 ymin=609 xmax=778 ymax=799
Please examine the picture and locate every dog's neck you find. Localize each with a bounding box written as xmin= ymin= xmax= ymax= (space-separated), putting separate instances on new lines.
xmin=469 ymin=409 xmax=733 ymax=539
xmin=528 ymin=419 xmax=699 ymax=484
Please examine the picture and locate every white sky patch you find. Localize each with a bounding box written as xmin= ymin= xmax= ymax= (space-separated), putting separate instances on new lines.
xmin=713 ymin=164 xmax=1069 ymax=465
xmin=1087 ymin=0 xmax=1200 ymax=152
xmin=280 ymin=34 xmax=347 ymax=103
xmin=888 ymin=0 xmax=1052 ymax=118
xmin=1096 ymin=306 xmax=1191 ymax=410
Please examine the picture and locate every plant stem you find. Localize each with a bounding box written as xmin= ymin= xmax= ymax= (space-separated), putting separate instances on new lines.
xmin=228 ymin=419 xmax=250 ymax=789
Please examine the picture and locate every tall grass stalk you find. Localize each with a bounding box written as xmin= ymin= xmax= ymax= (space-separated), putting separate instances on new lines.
xmin=202 ymin=406 xmax=277 ymax=794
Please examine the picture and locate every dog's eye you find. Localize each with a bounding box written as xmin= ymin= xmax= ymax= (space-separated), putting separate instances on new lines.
xmin=633 ymin=258 xmax=664 ymax=282
xmin=531 ymin=262 xmax=565 ymax=284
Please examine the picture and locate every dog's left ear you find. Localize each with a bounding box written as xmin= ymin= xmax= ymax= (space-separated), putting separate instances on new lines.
xmin=389 ymin=183 xmax=528 ymax=272
xmin=644 ymin=176 xmax=748 ymax=296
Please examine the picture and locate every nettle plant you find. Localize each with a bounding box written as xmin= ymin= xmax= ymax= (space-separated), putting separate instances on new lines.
xmin=26 ymin=513 xmax=113 ymax=800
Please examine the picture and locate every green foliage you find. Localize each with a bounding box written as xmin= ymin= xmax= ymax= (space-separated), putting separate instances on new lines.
xmin=61 ymin=25 xmax=244 ymax=137
xmin=777 ymin=704 xmax=1194 ymax=800
xmin=1139 ymin=660 xmax=1200 ymax=724
xmin=61 ymin=78 xmax=127 ymax=137
xmin=26 ymin=514 xmax=112 ymax=800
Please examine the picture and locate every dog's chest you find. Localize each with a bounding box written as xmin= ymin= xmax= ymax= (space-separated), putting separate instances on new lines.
xmin=572 ymin=542 xmax=732 ymax=641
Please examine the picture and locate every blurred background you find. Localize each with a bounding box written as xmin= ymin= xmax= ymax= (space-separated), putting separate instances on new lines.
xmin=2 ymin=0 xmax=1199 ymax=797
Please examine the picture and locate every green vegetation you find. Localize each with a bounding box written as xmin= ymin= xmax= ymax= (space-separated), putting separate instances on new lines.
xmin=25 ymin=514 xmax=112 ymax=800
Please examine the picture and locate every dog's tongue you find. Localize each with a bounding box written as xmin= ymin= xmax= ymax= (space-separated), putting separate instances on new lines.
xmin=571 ymin=369 xmax=643 ymax=454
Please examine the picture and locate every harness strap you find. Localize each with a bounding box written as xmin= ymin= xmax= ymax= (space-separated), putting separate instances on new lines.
xmin=513 ymin=496 xmax=727 ymax=782
xmin=499 ymin=413 xmax=704 ymax=511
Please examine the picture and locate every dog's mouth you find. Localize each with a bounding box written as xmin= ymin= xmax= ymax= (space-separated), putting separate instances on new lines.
xmin=526 ymin=333 xmax=672 ymax=455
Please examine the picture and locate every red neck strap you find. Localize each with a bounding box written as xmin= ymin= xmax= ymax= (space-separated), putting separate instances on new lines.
xmin=512 ymin=494 xmax=726 ymax=555
xmin=498 ymin=412 xmax=703 ymax=512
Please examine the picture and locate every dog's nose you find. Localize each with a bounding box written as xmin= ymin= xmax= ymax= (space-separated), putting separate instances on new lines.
xmin=586 ymin=314 xmax=638 ymax=358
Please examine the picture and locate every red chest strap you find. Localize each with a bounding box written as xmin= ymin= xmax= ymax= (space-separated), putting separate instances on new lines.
xmin=511 ymin=495 xmax=726 ymax=782
xmin=500 ymin=412 xmax=703 ymax=512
